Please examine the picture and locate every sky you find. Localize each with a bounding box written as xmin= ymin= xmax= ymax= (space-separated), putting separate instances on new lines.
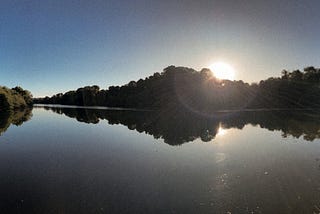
xmin=1 ymin=0 xmax=320 ymax=97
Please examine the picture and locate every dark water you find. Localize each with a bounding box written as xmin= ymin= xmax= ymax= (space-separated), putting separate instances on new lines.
xmin=1 ymin=106 xmax=320 ymax=213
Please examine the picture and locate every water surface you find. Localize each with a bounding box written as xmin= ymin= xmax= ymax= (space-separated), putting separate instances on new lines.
xmin=0 ymin=106 xmax=320 ymax=213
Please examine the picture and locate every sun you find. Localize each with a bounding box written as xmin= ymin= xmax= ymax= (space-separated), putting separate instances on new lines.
xmin=209 ymin=62 xmax=236 ymax=80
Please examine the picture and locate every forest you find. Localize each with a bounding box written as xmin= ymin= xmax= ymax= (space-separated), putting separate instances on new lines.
xmin=0 ymin=86 xmax=33 ymax=135
xmin=0 ymin=86 xmax=33 ymax=110
xmin=34 ymin=66 xmax=320 ymax=113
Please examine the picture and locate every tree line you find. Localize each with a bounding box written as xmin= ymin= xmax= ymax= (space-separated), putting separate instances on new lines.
xmin=33 ymin=66 xmax=320 ymax=112
xmin=0 ymin=86 xmax=33 ymax=110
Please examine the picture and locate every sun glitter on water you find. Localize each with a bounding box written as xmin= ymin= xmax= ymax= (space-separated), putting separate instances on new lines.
xmin=217 ymin=126 xmax=227 ymax=137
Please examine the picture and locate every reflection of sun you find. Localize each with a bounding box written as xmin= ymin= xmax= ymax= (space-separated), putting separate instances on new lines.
xmin=217 ymin=125 xmax=227 ymax=137
xmin=209 ymin=62 xmax=235 ymax=80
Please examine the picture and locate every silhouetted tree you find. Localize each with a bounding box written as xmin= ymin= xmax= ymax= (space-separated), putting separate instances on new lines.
xmin=34 ymin=66 xmax=320 ymax=111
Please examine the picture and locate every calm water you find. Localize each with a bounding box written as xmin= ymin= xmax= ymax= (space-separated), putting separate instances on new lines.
xmin=0 ymin=106 xmax=320 ymax=213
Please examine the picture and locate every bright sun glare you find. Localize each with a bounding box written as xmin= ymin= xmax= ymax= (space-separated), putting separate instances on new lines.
xmin=209 ymin=62 xmax=236 ymax=80
xmin=217 ymin=126 xmax=227 ymax=137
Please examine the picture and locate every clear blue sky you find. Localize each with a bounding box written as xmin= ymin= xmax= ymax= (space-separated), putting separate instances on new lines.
xmin=1 ymin=0 xmax=320 ymax=97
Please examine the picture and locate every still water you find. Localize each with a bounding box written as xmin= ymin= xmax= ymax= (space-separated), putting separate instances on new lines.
xmin=0 ymin=106 xmax=320 ymax=213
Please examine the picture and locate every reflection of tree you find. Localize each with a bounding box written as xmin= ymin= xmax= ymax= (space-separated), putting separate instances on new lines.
xmin=39 ymin=106 xmax=320 ymax=145
xmin=223 ymin=110 xmax=320 ymax=142
xmin=0 ymin=108 xmax=33 ymax=136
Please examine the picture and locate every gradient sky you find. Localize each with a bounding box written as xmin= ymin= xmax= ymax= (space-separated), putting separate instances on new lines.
xmin=1 ymin=0 xmax=320 ymax=97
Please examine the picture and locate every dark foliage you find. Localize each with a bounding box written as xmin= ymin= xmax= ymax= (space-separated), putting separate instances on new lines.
xmin=0 ymin=86 xmax=33 ymax=110
xmin=34 ymin=66 xmax=320 ymax=112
